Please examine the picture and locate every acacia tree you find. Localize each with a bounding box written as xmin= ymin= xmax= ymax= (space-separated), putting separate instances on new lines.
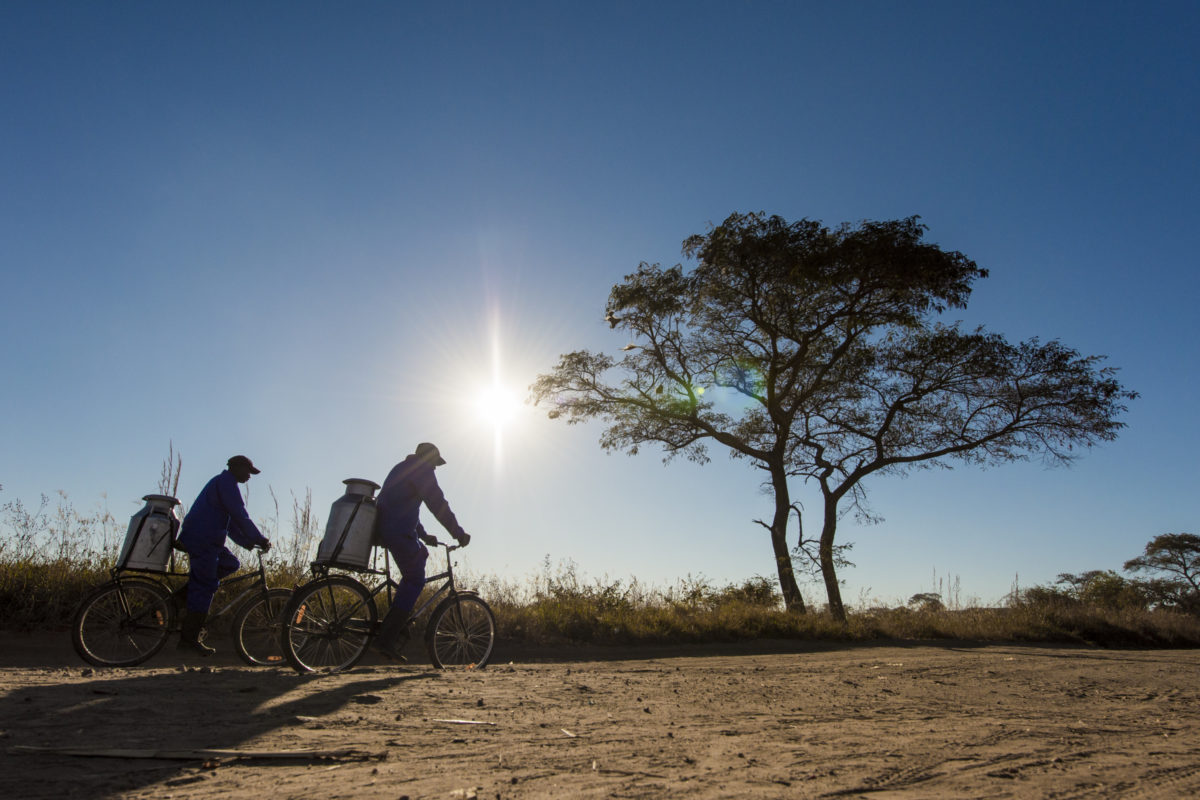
xmin=1124 ymin=533 xmax=1200 ymax=611
xmin=532 ymin=213 xmax=1135 ymax=619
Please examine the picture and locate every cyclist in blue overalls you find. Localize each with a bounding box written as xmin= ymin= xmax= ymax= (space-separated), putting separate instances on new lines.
xmin=373 ymin=443 xmax=470 ymax=660
xmin=175 ymin=455 xmax=271 ymax=657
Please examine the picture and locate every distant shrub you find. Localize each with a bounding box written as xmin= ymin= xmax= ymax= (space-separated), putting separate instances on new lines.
xmin=711 ymin=576 xmax=781 ymax=608
xmin=908 ymin=592 xmax=945 ymax=612
xmin=1062 ymin=570 xmax=1153 ymax=611
xmin=1010 ymin=584 xmax=1077 ymax=608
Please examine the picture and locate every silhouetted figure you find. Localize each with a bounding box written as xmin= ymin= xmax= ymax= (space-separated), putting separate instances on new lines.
xmin=373 ymin=442 xmax=470 ymax=660
xmin=175 ymin=455 xmax=271 ymax=656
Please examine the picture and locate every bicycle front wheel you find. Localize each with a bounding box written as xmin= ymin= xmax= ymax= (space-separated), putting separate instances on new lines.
xmin=71 ymin=579 xmax=175 ymax=667
xmin=232 ymin=588 xmax=292 ymax=667
xmin=281 ymin=576 xmax=377 ymax=673
xmin=425 ymin=593 xmax=496 ymax=670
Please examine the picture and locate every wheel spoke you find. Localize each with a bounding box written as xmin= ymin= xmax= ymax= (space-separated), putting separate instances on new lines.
xmin=73 ymin=582 xmax=173 ymax=667
xmin=282 ymin=577 xmax=374 ymax=672
xmin=235 ymin=590 xmax=290 ymax=666
xmin=428 ymin=595 xmax=495 ymax=669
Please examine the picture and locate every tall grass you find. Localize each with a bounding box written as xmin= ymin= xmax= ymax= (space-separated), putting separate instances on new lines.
xmin=3 ymin=488 xmax=1199 ymax=647
xmin=0 ymin=491 xmax=122 ymax=630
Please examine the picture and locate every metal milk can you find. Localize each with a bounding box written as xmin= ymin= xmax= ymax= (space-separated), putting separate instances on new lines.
xmin=116 ymin=494 xmax=181 ymax=572
xmin=315 ymin=478 xmax=382 ymax=570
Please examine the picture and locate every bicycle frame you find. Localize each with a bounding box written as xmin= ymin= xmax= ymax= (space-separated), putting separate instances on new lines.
xmin=308 ymin=542 xmax=463 ymax=632
xmin=107 ymin=551 xmax=271 ymax=620
xmin=208 ymin=565 xmax=270 ymax=619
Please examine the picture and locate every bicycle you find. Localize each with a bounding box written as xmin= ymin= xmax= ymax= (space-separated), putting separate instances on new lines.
xmin=71 ymin=549 xmax=291 ymax=668
xmin=280 ymin=540 xmax=495 ymax=673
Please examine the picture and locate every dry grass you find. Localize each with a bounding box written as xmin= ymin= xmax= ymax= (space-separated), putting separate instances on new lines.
xmin=456 ymin=559 xmax=1200 ymax=648
xmin=3 ymin=490 xmax=1199 ymax=646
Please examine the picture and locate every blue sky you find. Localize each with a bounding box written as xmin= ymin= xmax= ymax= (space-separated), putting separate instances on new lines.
xmin=2 ymin=1 xmax=1197 ymax=607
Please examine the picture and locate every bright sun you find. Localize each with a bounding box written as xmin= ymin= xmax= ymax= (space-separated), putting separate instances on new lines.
xmin=474 ymin=382 xmax=522 ymax=429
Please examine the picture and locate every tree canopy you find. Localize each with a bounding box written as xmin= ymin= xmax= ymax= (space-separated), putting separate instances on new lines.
xmin=533 ymin=213 xmax=1136 ymax=620
xmin=1124 ymin=533 xmax=1200 ymax=611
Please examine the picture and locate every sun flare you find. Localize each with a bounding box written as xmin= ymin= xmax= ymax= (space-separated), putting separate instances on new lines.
xmin=474 ymin=382 xmax=522 ymax=429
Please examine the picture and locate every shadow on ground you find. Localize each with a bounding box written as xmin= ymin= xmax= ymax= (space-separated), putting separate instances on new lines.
xmin=1 ymin=628 xmax=1123 ymax=670
xmin=0 ymin=663 xmax=435 ymax=799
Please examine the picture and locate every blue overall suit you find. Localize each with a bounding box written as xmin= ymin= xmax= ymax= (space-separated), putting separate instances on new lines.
xmin=177 ymin=470 xmax=269 ymax=613
xmin=375 ymin=453 xmax=466 ymax=615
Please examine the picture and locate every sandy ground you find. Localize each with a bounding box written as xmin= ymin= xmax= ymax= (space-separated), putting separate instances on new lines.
xmin=1 ymin=632 xmax=1198 ymax=799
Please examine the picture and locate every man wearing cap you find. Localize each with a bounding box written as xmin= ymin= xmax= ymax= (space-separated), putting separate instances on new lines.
xmin=373 ymin=442 xmax=470 ymax=660
xmin=175 ymin=455 xmax=272 ymax=657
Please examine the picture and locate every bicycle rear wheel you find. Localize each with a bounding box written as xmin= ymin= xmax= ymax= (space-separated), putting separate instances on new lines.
xmin=425 ymin=593 xmax=495 ymax=670
xmin=281 ymin=576 xmax=377 ymax=673
xmin=232 ymin=588 xmax=292 ymax=667
xmin=71 ymin=579 xmax=175 ymax=667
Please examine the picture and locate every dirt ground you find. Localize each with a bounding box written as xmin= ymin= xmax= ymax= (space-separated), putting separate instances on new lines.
xmin=2 ymin=632 xmax=1198 ymax=799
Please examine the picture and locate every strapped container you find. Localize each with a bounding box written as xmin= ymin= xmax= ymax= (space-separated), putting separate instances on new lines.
xmin=116 ymin=494 xmax=182 ymax=572
xmin=314 ymin=479 xmax=382 ymax=571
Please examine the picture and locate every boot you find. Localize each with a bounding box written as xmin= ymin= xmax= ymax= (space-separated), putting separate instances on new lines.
xmin=177 ymin=610 xmax=216 ymax=657
xmin=372 ymin=612 xmax=411 ymax=662
xmin=170 ymin=582 xmax=189 ymax=611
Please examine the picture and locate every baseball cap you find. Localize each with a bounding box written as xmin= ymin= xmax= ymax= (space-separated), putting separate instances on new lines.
xmin=227 ymin=455 xmax=261 ymax=474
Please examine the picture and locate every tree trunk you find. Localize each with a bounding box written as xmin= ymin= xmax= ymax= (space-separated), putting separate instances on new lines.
xmin=769 ymin=468 xmax=806 ymax=613
xmin=819 ymin=490 xmax=847 ymax=622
